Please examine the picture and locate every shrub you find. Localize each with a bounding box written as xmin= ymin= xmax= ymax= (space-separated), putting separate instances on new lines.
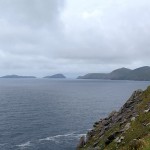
xmin=128 ymin=139 xmax=147 ymax=150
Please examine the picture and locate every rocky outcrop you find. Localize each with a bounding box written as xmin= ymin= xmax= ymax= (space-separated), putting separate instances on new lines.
xmin=77 ymin=86 xmax=150 ymax=150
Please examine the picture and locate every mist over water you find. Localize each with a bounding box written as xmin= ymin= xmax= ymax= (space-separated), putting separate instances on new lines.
xmin=0 ymin=79 xmax=150 ymax=150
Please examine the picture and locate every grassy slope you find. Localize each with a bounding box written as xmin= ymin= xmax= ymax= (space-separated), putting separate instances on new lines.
xmin=80 ymin=86 xmax=150 ymax=150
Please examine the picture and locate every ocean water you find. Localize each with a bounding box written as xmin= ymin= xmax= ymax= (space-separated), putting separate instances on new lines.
xmin=0 ymin=79 xmax=150 ymax=150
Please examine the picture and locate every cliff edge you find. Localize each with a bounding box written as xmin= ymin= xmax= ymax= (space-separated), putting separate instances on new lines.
xmin=77 ymin=86 xmax=150 ymax=150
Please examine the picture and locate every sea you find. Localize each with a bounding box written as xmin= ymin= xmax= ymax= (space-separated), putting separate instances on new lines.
xmin=0 ymin=79 xmax=150 ymax=150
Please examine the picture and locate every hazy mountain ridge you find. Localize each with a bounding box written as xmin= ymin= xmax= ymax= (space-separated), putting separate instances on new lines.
xmin=43 ymin=74 xmax=66 ymax=79
xmin=78 ymin=73 xmax=108 ymax=79
xmin=78 ymin=66 xmax=150 ymax=81
xmin=0 ymin=75 xmax=36 ymax=78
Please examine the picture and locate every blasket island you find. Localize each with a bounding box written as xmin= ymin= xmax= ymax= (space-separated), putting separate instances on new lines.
xmin=78 ymin=66 xmax=150 ymax=81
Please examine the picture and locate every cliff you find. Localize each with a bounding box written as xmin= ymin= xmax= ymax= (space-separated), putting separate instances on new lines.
xmin=77 ymin=86 xmax=150 ymax=150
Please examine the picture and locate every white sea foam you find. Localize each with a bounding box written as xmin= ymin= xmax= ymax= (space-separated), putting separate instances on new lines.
xmin=0 ymin=143 xmax=6 ymax=146
xmin=39 ymin=132 xmax=86 ymax=143
xmin=17 ymin=141 xmax=31 ymax=148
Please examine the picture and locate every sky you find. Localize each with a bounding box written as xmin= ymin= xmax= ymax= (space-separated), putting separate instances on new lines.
xmin=0 ymin=0 xmax=150 ymax=77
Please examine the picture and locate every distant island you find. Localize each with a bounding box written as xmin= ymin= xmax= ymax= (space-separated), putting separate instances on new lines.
xmin=43 ymin=74 xmax=66 ymax=79
xmin=77 ymin=66 xmax=150 ymax=81
xmin=0 ymin=75 xmax=36 ymax=78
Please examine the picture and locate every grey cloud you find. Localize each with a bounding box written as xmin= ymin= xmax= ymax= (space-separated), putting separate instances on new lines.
xmin=0 ymin=0 xmax=64 ymax=27
xmin=0 ymin=0 xmax=150 ymax=77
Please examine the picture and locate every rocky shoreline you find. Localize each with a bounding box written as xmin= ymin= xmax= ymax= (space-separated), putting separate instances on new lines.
xmin=77 ymin=86 xmax=150 ymax=150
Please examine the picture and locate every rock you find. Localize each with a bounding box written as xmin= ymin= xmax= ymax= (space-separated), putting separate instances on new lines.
xmin=131 ymin=117 xmax=136 ymax=121
xmin=104 ymin=126 xmax=109 ymax=131
xmin=120 ymin=136 xmax=124 ymax=140
xmin=94 ymin=121 xmax=99 ymax=125
xmin=93 ymin=141 xmax=99 ymax=147
xmin=101 ymin=120 xmax=108 ymax=126
xmin=108 ymin=110 xmax=118 ymax=118
xmin=105 ymin=139 xmax=111 ymax=145
xmin=130 ymin=90 xmax=143 ymax=100
xmin=104 ymin=121 xmax=109 ymax=126
xmin=125 ymin=114 xmax=132 ymax=120
xmin=93 ymin=124 xmax=98 ymax=128
xmin=121 ymin=90 xmax=143 ymax=111
xmin=94 ymin=147 xmax=100 ymax=150
xmin=144 ymin=109 xmax=150 ymax=113
xmin=146 ymin=123 xmax=150 ymax=126
xmin=115 ymin=137 xmax=120 ymax=143
xmin=77 ymin=136 xmax=86 ymax=148
xmin=124 ymin=123 xmax=131 ymax=131
xmin=116 ymin=116 xmax=122 ymax=122
xmin=105 ymin=131 xmax=120 ymax=145
xmin=87 ymin=131 xmax=95 ymax=141
xmin=99 ymin=129 xmax=105 ymax=137
xmin=115 ymin=136 xmax=125 ymax=144
xmin=120 ymin=119 xmax=127 ymax=127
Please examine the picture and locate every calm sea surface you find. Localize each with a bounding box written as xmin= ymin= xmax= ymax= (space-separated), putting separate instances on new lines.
xmin=0 ymin=79 xmax=150 ymax=150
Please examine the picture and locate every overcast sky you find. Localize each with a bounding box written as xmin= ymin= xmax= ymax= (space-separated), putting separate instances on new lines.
xmin=0 ymin=0 xmax=150 ymax=77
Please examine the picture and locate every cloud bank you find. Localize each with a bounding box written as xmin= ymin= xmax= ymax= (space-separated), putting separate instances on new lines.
xmin=0 ymin=0 xmax=150 ymax=77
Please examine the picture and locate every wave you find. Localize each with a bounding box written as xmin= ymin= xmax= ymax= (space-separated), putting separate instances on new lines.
xmin=39 ymin=132 xmax=86 ymax=143
xmin=15 ymin=132 xmax=86 ymax=148
xmin=16 ymin=141 xmax=31 ymax=148
xmin=0 ymin=143 xmax=7 ymax=146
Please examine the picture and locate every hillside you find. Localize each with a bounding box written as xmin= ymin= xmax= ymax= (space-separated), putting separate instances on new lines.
xmin=109 ymin=68 xmax=132 ymax=80
xmin=77 ymin=86 xmax=150 ymax=150
xmin=125 ymin=66 xmax=150 ymax=81
xmin=78 ymin=66 xmax=150 ymax=81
